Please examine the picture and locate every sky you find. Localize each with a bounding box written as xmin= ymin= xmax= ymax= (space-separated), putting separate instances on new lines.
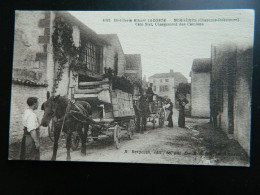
xmin=69 ymin=10 xmax=254 ymax=82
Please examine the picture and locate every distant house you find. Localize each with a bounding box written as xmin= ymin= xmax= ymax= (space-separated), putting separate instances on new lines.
xmin=148 ymin=69 xmax=188 ymax=104
xmin=190 ymin=58 xmax=211 ymax=118
xmin=210 ymin=43 xmax=252 ymax=155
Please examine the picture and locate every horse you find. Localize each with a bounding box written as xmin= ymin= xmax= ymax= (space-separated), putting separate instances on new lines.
xmin=41 ymin=93 xmax=96 ymax=161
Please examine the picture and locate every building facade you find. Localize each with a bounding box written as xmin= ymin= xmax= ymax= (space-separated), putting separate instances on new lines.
xmin=99 ymin=34 xmax=127 ymax=77
xmin=190 ymin=58 xmax=211 ymax=118
xmin=124 ymin=54 xmax=142 ymax=81
xmin=210 ymin=43 xmax=252 ymax=155
xmin=148 ymin=69 xmax=188 ymax=104
xmin=10 ymin=11 xmax=142 ymax=144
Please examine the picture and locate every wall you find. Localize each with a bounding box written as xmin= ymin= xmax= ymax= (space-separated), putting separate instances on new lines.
xmin=13 ymin=11 xmax=48 ymax=83
xmin=9 ymin=84 xmax=48 ymax=144
xmin=211 ymin=44 xmax=252 ymax=155
xmin=220 ymin=87 xmax=229 ymax=133
xmin=10 ymin=11 xmax=52 ymax=144
xmin=52 ymin=13 xmax=81 ymax=97
xmin=125 ymin=54 xmax=142 ymax=81
xmin=102 ymin=35 xmax=126 ymax=76
xmin=191 ymin=72 xmax=210 ymax=117
xmin=233 ymin=48 xmax=252 ymax=154
xmin=46 ymin=11 xmax=56 ymax=94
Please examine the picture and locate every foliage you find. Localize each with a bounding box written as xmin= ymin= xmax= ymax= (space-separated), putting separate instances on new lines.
xmin=52 ymin=17 xmax=88 ymax=93
xmin=102 ymin=67 xmax=142 ymax=94
xmin=176 ymin=83 xmax=191 ymax=97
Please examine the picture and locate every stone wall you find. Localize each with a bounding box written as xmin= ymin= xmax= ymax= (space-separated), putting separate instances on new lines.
xmin=9 ymin=84 xmax=48 ymax=144
xmin=211 ymin=44 xmax=252 ymax=155
xmin=233 ymin=48 xmax=252 ymax=154
xmin=13 ymin=11 xmax=49 ymax=83
xmin=10 ymin=11 xmax=52 ymax=144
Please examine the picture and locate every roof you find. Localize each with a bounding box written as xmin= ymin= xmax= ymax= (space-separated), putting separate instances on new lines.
xmin=55 ymin=11 xmax=109 ymax=46
xmin=12 ymin=78 xmax=48 ymax=87
xmin=149 ymin=72 xmax=183 ymax=79
xmin=99 ymin=34 xmax=126 ymax=54
xmin=192 ymin=58 xmax=211 ymax=73
xmin=125 ymin=54 xmax=141 ymax=69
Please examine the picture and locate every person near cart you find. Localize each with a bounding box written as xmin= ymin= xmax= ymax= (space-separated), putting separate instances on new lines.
xmin=146 ymin=83 xmax=155 ymax=113
xmin=134 ymin=98 xmax=141 ymax=133
xmin=137 ymin=94 xmax=149 ymax=133
xmin=165 ymin=98 xmax=173 ymax=127
xmin=178 ymin=99 xmax=186 ymax=128
xmin=20 ymin=97 xmax=41 ymax=160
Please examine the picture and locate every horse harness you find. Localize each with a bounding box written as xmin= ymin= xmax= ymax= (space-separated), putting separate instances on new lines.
xmin=59 ymin=100 xmax=92 ymax=135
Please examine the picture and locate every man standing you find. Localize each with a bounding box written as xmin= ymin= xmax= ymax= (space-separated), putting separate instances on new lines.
xmin=178 ymin=99 xmax=186 ymax=128
xmin=137 ymin=95 xmax=149 ymax=133
xmin=165 ymin=99 xmax=173 ymax=127
xmin=20 ymin=97 xmax=40 ymax=160
xmin=133 ymin=99 xmax=141 ymax=133
xmin=146 ymin=83 xmax=155 ymax=113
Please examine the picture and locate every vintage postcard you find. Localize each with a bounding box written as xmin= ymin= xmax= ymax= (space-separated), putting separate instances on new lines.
xmin=9 ymin=10 xmax=254 ymax=166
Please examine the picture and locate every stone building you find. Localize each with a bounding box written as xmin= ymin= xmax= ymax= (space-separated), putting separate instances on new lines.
xmin=210 ymin=43 xmax=252 ymax=155
xmin=10 ymin=11 xmax=52 ymax=143
xmin=190 ymin=58 xmax=211 ymax=118
xmin=148 ymin=69 xmax=188 ymax=105
xmin=10 ymin=11 xmax=141 ymax=144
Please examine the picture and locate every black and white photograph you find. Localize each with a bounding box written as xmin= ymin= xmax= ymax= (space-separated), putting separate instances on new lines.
xmin=8 ymin=10 xmax=254 ymax=166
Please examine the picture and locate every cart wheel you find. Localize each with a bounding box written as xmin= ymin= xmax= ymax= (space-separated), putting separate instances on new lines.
xmin=71 ymin=132 xmax=80 ymax=151
xmin=128 ymin=119 xmax=135 ymax=140
xmin=48 ymin=119 xmax=55 ymax=142
xmin=114 ymin=125 xmax=121 ymax=149
xmin=152 ymin=117 xmax=156 ymax=129
xmin=159 ymin=109 xmax=165 ymax=127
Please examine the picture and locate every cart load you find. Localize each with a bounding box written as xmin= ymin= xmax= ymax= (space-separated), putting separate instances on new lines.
xmin=68 ymin=79 xmax=137 ymax=149
xmin=73 ymin=80 xmax=111 ymax=104
xmin=111 ymin=90 xmax=135 ymax=117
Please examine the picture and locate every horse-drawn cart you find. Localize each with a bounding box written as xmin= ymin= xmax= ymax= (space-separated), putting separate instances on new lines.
xmin=146 ymin=95 xmax=166 ymax=129
xmin=48 ymin=79 xmax=136 ymax=150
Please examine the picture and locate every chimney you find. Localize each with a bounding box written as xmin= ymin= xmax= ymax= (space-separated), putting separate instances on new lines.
xmin=170 ymin=69 xmax=174 ymax=73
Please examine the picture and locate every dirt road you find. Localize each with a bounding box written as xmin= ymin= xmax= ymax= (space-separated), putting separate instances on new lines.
xmin=40 ymin=109 xmax=249 ymax=166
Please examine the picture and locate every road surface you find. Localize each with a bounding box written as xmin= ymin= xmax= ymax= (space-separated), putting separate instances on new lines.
xmin=40 ymin=109 xmax=249 ymax=166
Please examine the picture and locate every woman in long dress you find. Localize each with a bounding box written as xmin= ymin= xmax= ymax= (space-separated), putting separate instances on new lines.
xmin=20 ymin=97 xmax=40 ymax=160
xmin=165 ymin=99 xmax=173 ymax=127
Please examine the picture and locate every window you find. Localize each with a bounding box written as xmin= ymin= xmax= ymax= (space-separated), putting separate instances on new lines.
xmin=165 ymin=79 xmax=169 ymax=82
xmin=153 ymin=79 xmax=156 ymax=83
xmin=160 ymin=79 xmax=163 ymax=83
xmin=159 ymin=85 xmax=169 ymax=92
xmin=153 ymin=86 xmax=156 ymax=92
xmin=83 ymin=42 xmax=98 ymax=72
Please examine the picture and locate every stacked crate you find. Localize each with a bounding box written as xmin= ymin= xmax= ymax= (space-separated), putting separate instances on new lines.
xmin=111 ymin=90 xmax=135 ymax=117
